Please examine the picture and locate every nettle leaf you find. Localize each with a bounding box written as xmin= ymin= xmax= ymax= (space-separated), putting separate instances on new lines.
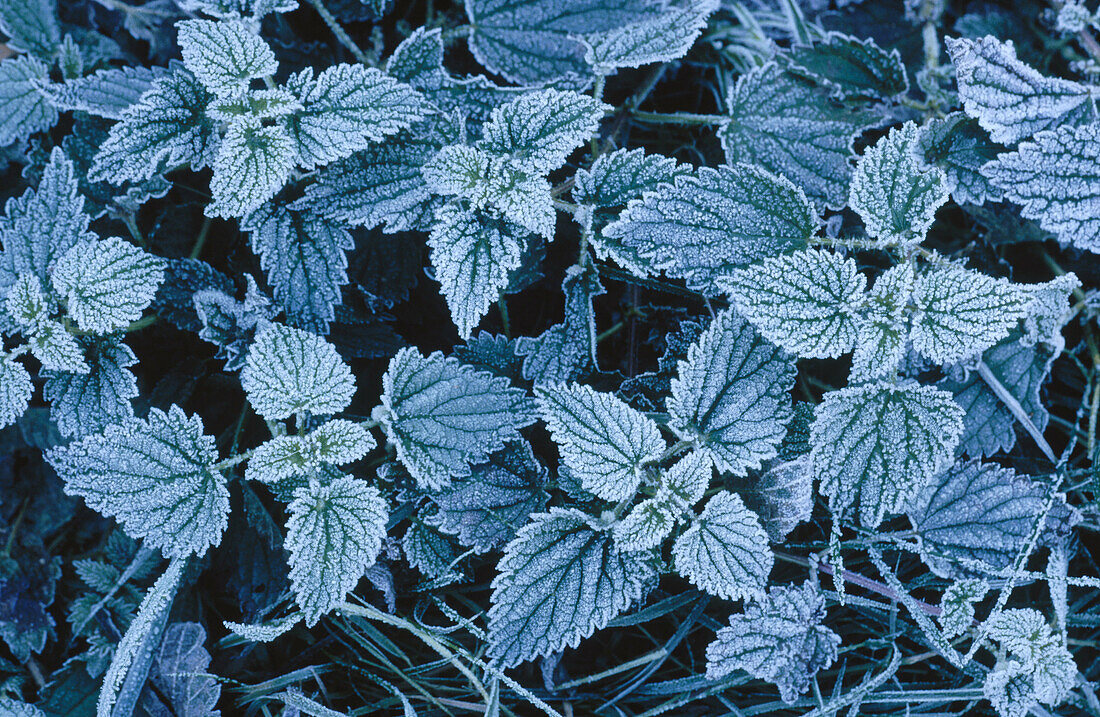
xmin=207 ymin=117 xmax=295 ymax=218
xmin=741 ymin=455 xmax=814 ymax=542
xmin=577 ymin=0 xmax=716 ymax=74
xmin=50 ymin=236 xmax=165 ymax=334
xmin=849 ymin=262 xmax=916 ymax=383
xmin=673 ymin=491 xmax=771 ymax=601
xmin=247 ymin=419 xmax=375 ymax=483
xmin=241 ymin=322 xmax=356 ymax=420
xmin=386 ymin=26 xmax=445 ymax=89
xmin=207 ymin=87 xmax=302 ymax=122
xmin=243 ymin=202 xmax=353 ymax=333
xmin=465 ymin=0 xmax=654 ymax=85
xmin=46 ymin=405 xmax=229 ymax=558
xmin=39 ymin=66 xmax=164 ymax=121
xmin=515 ymin=261 xmax=603 ymax=382
xmin=573 ymin=147 xmax=689 ymax=211
xmin=428 ymin=440 xmax=549 ymax=553
xmin=285 ymin=64 xmax=428 ymax=169
xmin=177 ymin=19 xmax=277 ymax=97
xmin=285 ymin=476 xmax=388 ymax=624
xmin=145 ymin=622 xmax=222 ymax=717
xmin=479 ymin=88 xmax=607 ymax=173
xmin=781 ymin=32 xmax=906 ymax=100
xmin=939 ymin=578 xmax=988 ymax=639
xmin=535 ymin=382 xmax=665 ymax=502
xmin=908 ymin=461 xmax=1074 ymax=576
xmin=658 ymin=450 xmax=712 ymax=512
xmin=849 ymin=122 xmax=949 ymax=246
xmin=403 ymin=521 xmax=458 ymax=578
xmin=918 ymin=113 xmax=1005 ymax=206
xmin=982 ymin=123 xmax=1100 ymax=253
xmin=0 ymin=55 xmax=57 ymax=146
xmin=668 ymin=309 xmax=796 ymax=475
xmin=0 ymin=356 xmax=32 ymax=429
xmin=487 ymin=507 xmax=657 ymax=667
xmin=812 ymin=382 xmax=964 ymax=527
xmin=910 ymin=263 xmax=1028 ymax=364
xmin=613 ymin=498 xmax=677 ymax=552
xmin=1021 ymin=274 xmax=1079 ymax=346
xmin=27 ymin=320 xmax=88 ymax=374
xmin=984 ymin=609 xmax=1077 ymax=710
xmin=90 ymin=68 xmax=218 ymax=185
xmin=5 ymin=272 xmax=49 ymax=329
xmin=0 ymin=0 xmax=60 ymax=59
xmin=377 ymin=348 xmax=535 ymax=490
xmin=602 ymin=164 xmax=817 ymax=293
xmin=945 ymin=35 xmax=1095 ymax=145
xmin=0 ymin=697 xmax=46 ymax=717
xmin=720 ymin=249 xmax=866 ymax=359
xmin=718 ymin=62 xmax=878 ymax=209
xmin=428 ymin=205 xmax=524 ymax=339
xmin=705 ymin=582 xmax=840 ymax=704
xmin=43 ymin=337 xmax=138 ymax=439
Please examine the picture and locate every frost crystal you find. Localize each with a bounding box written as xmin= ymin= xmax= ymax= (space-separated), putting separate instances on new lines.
xmin=577 ymin=1 xmax=717 ymax=75
xmin=40 ymin=66 xmax=164 ymax=121
xmin=811 ymin=382 xmax=964 ymax=526
xmin=479 ymin=89 xmax=608 ymax=174
xmin=850 ymin=262 xmax=916 ymax=382
xmin=657 ymin=449 xmax=712 ymax=512
xmin=613 ymin=498 xmax=677 ymax=551
xmin=5 ymin=272 xmax=50 ymax=330
xmin=27 ymin=320 xmax=88 ymax=374
xmin=535 ymin=382 xmax=665 ymax=502
xmin=668 ymin=309 xmax=796 ymax=475
xmin=572 ymin=147 xmax=689 ymax=210
xmin=939 ymin=578 xmax=988 ymax=639
xmin=672 ymin=491 xmax=772 ymax=601
xmin=720 ymin=249 xmax=866 ymax=359
xmin=240 ymin=322 xmax=356 ymax=420
xmin=177 ymin=19 xmax=278 ymax=97
xmin=246 ymin=419 xmax=375 ymax=483
xmin=983 ymin=609 xmax=1076 ymax=712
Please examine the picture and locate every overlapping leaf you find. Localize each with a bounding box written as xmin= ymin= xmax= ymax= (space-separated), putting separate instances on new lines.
xmin=207 ymin=117 xmax=295 ymax=218
xmin=918 ymin=113 xmax=1004 ymax=206
xmin=577 ymin=1 xmax=717 ymax=75
xmin=43 ymin=338 xmax=138 ymax=439
xmin=780 ymin=32 xmax=907 ymax=100
xmin=672 ymin=491 xmax=772 ymax=601
xmin=177 ymin=19 xmax=278 ymax=97
xmin=0 ymin=356 xmax=32 ymax=429
xmin=478 ymin=89 xmax=607 ymax=173
xmin=0 ymin=55 xmax=57 ymax=146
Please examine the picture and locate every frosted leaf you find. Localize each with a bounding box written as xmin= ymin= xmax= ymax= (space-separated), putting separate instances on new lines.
xmin=982 ymin=123 xmax=1100 ymax=253
xmin=908 ymin=461 xmax=1075 ymax=576
xmin=176 ymin=0 xmax=298 ymax=17
xmin=479 ymin=89 xmax=607 ymax=173
xmin=224 ymin=613 xmax=302 ymax=642
xmin=984 ymin=609 xmax=1076 ymax=708
xmin=246 ymin=419 xmax=375 ymax=483
xmin=487 ymin=507 xmax=657 ymax=666
xmin=939 ymin=578 xmax=988 ymax=639
xmin=177 ymin=19 xmax=277 ymax=97
xmin=0 ymin=0 xmax=59 ymax=59
xmin=90 ymin=68 xmax=218 ymax=184
xmin=241 ymin=322 xmax=355 ymax=420
xmin=658 ymin=450 xmax=712 ymax=511
xmin=0 ymin=147 xmax=94 ymax=289
xmin=849 ymin=262 xmax=916 ymax=382
xmin=0 ymin=55 xmax=58 ymax=146
xmin=602 ymin=164 xmax=817 ymax=294
xmin=918 ymin=113 xmax=1004 ymax=206
xmin=207 ymin=116 xmax=295 ymax=218
xmin=377 ymin=347 xmax=535 ymax=490
xmin=945 ymin=36 xmax=1095 ymax=145
xmin=403 ymin=521 xmax=458 ymax=578
xmin=668 ymin=309 xmax=796 ymax=475
xmin=45 ymin=405 xmax=229 ymax=557
xmin=985 ymin=663 xmax=1037 ymax=717
xmin=720 ymin=249 xmax=866 ymax=359
xmin=705 ymin=581 xmax=840 ymax=703
xmin=427 ymin=205 xmax=524 ymax=339
xmin=812 ymin=382 xmax=964 ymax=527
xmin=387 ymin=26 xmax=445 ymax=89
xmin=612 ymin=497 xmax=677 ymax=551
xmin=910 ymin=263 xmax=1028 ymax=364
xmin=5 ymin=272 xmax=50 ymax=329
xmin=27 ymin=319 xmax=88 ymax=374
xmin=572 ymin=147 xmax=689 ymax=210
xmin=741 ymin=455 xmax=814 ymax=542
xmin=293 ymin=140 xmax=435 ymax=234
xmin=0 ymin=356 xmax=32 ymax=429
xmin=146 ymin=622 xmax=222 ymax=717
xmin=39 ymin=66 xmax=164 ymax=121
xmin=535 ymin=382 xmax=665 ymax=502
xmin=0 ymin=697 xmax=46 ymax=717
xmin=465 ymin=0 xmax=655 ymax=85
xmin=672 ymin=491 xmax=772 ymax=601
xmin=718 ymin=63 xmax=878 ymax=209
xmin=284 ymin=64 xmax=428 ymax=169
xmin=285 ymin=476 xmax=388 ymax=624
xmin=194 ymin=275 xmax=275 ymax=370
xmin=849 ymin=122 xmax=949 ymax=247
xmin=1020 ymin=273 xmax=1079 ymax=346
xmin=43 ymin=337 xmax=138 ymax=438
xmin=514 ymin=261 xmax=603 ymax=382
xmin=780 ymin=32 xmax=907 ymax=101
xmin=427 ymin=440 xmax=548 ymax=553
xmin=207 ymin=87 xmax=302 ymax=122
xmin=577 ymin=1 xmax=717 ymax=74
xmin=50 ymin=236 xmax=165 ymax=334
xmin=242 ymin=201 xmax=353 ymax=333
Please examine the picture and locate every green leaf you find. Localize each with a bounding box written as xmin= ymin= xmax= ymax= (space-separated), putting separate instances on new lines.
xmin=602 ymin=164 xmax=817 ymax=293
xmin=849 ymin=122 xmax=949 ymax=247
xmin=177 ymin=19 xmax=277 ymax=97
xmin=0 ymin=55 xmax=57 ymax=146
xmin=705 ymin=581 xmax=840 ymax=703
xmin=918 ymin=113 xmax=1005 ymax=206
xmin=672 ymin=491 xmax=772 ymax=600
xmin=50 ymin=236 xmax=165 ymax=334
xmin=720 ymin=248 xmax=866 ymax=359
xmin=0 ymin=0 xmax=60 ymax=59
xmin=982 ymin=123 xmax=1100 ymax=253
xmin=535 ymin=382 xmax=665 ymax=502
xmin=578 ymin=1 xmax=717 ymax=75
xmin=241 ymin=322 xmax=356 ymax=420
xmin=46 ymin=405 xmax=229 ymax=557
xmin=780 ymin=32 xmax=907 ymax=101
xmin=718 ymin=63 xmax=878 ymax=209
xmin=939 ymin=578 xmax=988 ymax=639
xmin=945 ymin=35 xmax=1095 ymax=145
xmin=285 ymin=476 xmax=388 ymax=624
xmin=811 ymin=382 xmax=964 ymax=527
xmin=43 ymin=337 xmax=138 ymax=439
xmin=658 ymin=449 xmax=712 ymax=511
xmin=386 ymin=26 xmax=445 ymax=89
xmin=0 ymin=697 xmax=46 ymax=717
xmin=246 ymin=419 xmax=375 ymax=483
xmin=5 ymin=272 xmax=50 ymax=330
xmin=487 ymin=507 xmax=657 ymax=667
xmin=478 ymin=88 xmax=607 ymax=173
xmin=207 ymin=87 xmax=302 ymax=122
xmin=984 ymin=609 xmax=1077 ymax=710
xmin=284 ymin=64 xmax=428 ymax=169
xmin=207 ymin=116 xmax=296 ymax=218
xmin=377 ymin=347 xmax=535 ymax=490
xmin=0 ymin=355 xmax=32 ymax=429
xmin=668 ymin=308 xmax=796 ymax=475
xmin=849 ymin=262 xmax=915 ymax=382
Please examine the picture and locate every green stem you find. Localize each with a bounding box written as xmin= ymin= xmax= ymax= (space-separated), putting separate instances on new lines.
xmin=497 ymin=295 xmax=511 ymax=339
xmin=211 ymin=449 xmax=255 ymax=472
xmin=189 ymin=216 xmax=212 ymax=260
xmin=303 ymin=0 xmax=371 ymax=65
xmin=628 ymin=110 xmax=727 ymax=126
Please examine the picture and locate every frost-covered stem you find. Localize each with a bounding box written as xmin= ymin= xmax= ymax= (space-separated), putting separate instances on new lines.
xmin=1089 ymin=379 xmax=1100 ymax=458
xmin=71 ymin=315 xmax=156 ymax=336
xmin=122 ymin=211 xmax=147 ymax=249
xmin=303 ymin=0 xmax=371 ymax=65
xmin=212 ymin=449 xmax=255 ymax=472
xmin=553 ymin=198 xmax=580 ymax=214
xmin=655 ymin=439 xmax=693 ymax=464
xmin=592 ymin=74 xmax=607 ymax=103
xmin=442 ymin=24 xmax=473 ymax=44
xmin=628 ymin=110 xmax=727 ymax=126
xmin=978 ymin=360 xmax=1058 ymax=463
xmin=774 ymin=551 xmax=941 ymax=617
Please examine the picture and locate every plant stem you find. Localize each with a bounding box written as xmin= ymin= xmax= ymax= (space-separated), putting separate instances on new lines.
xmin=978 ymin=360 xmax=1058 ymax=463
xmin=774 ymin=551 xmax=942 ymax=617
xmin=627 ymin=110 xmax=727 ymax=126
xmin=304 ymin=0 xmax=371 ymax=65
xmin=190 ymin=216 xmax=212 ymax=259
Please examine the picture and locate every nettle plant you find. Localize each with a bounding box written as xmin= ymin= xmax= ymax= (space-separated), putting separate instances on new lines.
xmin=2 ymin=0 xmax=1100 ymax=714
